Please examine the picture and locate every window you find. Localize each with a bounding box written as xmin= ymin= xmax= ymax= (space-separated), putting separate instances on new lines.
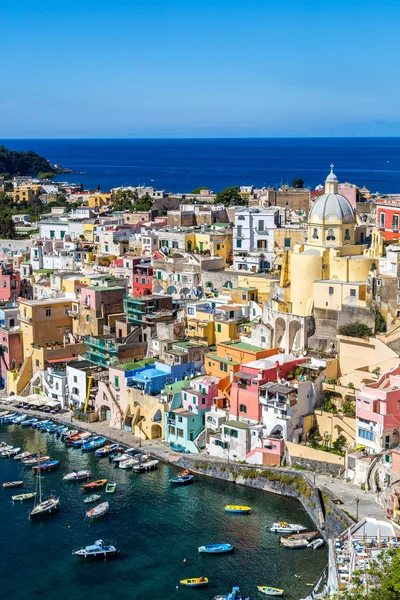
xmin=45 ymin=308 xmax=52 ymax=317
xmin=257 ymin=240 xmax=266 ymax=249
xmin=242 ymin=294 xmax=247 ymax=300
xmin=187 ymin=307 xmax=194 ymax=315
xmin=105 ymin=245 xmax=109 ymax=252
xmin=57 ymin=327 xmax=62 ymax=334
xmin=258 ymin=220 xmax=264 ymax=231
xmin=157 ymin=271 xmax=162 ymax=280
xmin=217 ymin=324 xmax=222 ymax=332
xmin=284 ymin=237 xmax=291 ymax=248
xmin=225 ymin=427 xmax=238 ymax=438
xmin=60 ymin=230 xmax=65 ymax=239
xmin=363 ymin=401 xmax=370 ymax=410
xmin=208 ymin=361 xmax=212 ymax=367
xmin=72 ymin=387 xmax=79 ymax=395
xmin=239 ymin=404 xmax=247 ymax=413
xmin=183 ymin=393 xmax=187 ymax=400
xmin=237 ymin=225 xmax=242 ymax=238
xmin=64 ymin=307 xmax=69 ymax=314
xmin=327 ymin=228 xmax=336 ymax=241
xmin=216 ymin=244 xmax=221 ymax=250
xmin=312 ymin=228 xmax=319 ymax=240
xmin=36 ymin=359 xmax=40 ymax=367
xmin=236 ymin=240 xmax=242 ymax=248
xmin=50 ymin=230 xmax=55 ymax=239
xmin=358 ymin=428 xmax=374 ymax=441
xmin=393 ymin=215 xmax=399 ymax=231
xmin=329 ymin=286 xmax=334 ymax=295
xmin=206 ymin=281 xmax=213 ymax=288
xmin=65 ymin=326 xmax=71 ymax=333
xmin=350 ymin=288 xmax=356 ymax=297
xmin=177 ymin=428 xmax=184 ymax=438
xmin=380 ymin=212 xmax=385 ymax=228
xmin=141 ymin=278 xmax=146 ymax=284
xmin=73 ymin=376 xmax=77 ymax=383
xmin=344 ymin=228 xmax=351 ymax=241
xmin=9 ymin=319 xmax=14 ymax=327
xmin=219 ymin=362 xmax=227 ymax=372
xmin=238 ymin=215 xmax=245 ymax=220
xmin=114 ymin=376 xmax=119 ymax=388
xmin=178 ymin=416 xmax=182 ymax=423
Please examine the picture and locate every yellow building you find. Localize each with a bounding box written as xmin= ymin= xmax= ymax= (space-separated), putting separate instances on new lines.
xmin=83 ymin=222 xmax=96 ymax=242
xmin=185 ymin=230 xmax=232 ymax=266
xmin=290 ymin=166 xmax=379 ymax=316
xmin=13 ymin=184 xmax=42 ymax=203
xmin=87 ymin=193 xmax=111 ymax=208
xmin=19 ymin=297 xmax=73 ymax=358
xmin=236 ymin=275 xmax=279 ymax=304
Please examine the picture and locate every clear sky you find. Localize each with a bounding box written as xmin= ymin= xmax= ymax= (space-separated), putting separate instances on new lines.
xmin=2 ymin=0 xmax=400 ymax=138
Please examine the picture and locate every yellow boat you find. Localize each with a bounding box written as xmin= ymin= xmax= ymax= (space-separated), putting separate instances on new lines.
xmin=180 ymin=577 xmax=209 ymax=587
xmin=257 ymin=585 xmax=284 ymax=596
xmin=225 ymin=505 xmax=251 ymax=514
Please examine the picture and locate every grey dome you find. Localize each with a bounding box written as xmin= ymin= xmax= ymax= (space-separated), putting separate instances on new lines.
xmin=326 ymin=171 xmax=338 ymax=182
xmin=309 ymin=193 xmax=355 ymax=222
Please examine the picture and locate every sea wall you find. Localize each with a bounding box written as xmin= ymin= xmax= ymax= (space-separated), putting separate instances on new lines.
xmin=286 ymin=441 xmax=345 ymax=476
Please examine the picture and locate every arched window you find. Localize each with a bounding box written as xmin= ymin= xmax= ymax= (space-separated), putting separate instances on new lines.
xmin=344 ymin=228 xmax=350 ymax=241
xmin=239 ymin=404 xmax=247 ymax=413
xmin=327 ymin=228 xmax=336 ymax=241
xmin=312 ymin=228 xmax=319 ymax=239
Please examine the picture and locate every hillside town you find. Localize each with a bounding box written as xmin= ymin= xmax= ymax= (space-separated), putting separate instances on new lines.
xmin=3 ymin=168 xmax=400 ymax=553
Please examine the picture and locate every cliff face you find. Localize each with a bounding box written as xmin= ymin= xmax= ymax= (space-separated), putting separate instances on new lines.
xmin=0 ymin=146 xmax=54 ymax=176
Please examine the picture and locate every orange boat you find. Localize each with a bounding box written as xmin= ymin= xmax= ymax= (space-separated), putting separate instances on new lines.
xmin=81 ymin=479 xmax=107 ymax=492
xmin=178 ymin=469 xmax=190 ymax=477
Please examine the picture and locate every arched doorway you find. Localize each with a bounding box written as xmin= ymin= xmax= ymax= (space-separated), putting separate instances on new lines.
xmin=153 ymin=409 xmax=162 ymax=422
xmin=275 ymin=317 xmax=286 ymax=348
xmin=180 ymin=287 xmax=190 ymax=298
xmin=143 ymin=288 xmax=151 ymax=296
xmin=153 ymin=284 xmax=164 ymax=294
xmin=187 ymin=240 xmax=192 ymax=251
xmin=166 ymin=285 xmax=177 ymax=295
xmin=151 ymin=424 xmax=162 ymax=439
xmin=288 ymin=320 xmax=301 ymax=352
xmin=99 ymin=405 xmax=111 ymax=421
xmin=223 ymin=281 xmax=233 ymax=289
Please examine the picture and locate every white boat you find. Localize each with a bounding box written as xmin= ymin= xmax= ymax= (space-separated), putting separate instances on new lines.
xmin=29 ymin=454 xmax=60 ymax=519
xmin=14 ymin=451 xmax=33 ymax=461
xmin=12 ymin=492 xmax=36 ymax=502
xmin=132 ymin=459 xmax=159 ymax=472
xmin=257 ymin=586 xmax=284 ymax=596
xmin=119 ymin=457 xmax=137 ymax=469
xmin=23 ymin=455 xmax=50 ymax=466
xmin=270 ymin=521 xmax=306 ymax=533
xmin=1 ymin=446 xmax=21 ymax=458
xmin=113 ymin=453 xmax=130 ymax=463
xmin=86 ymin=501 xmax=109 ymax=520
xmin=63 ymin=470 xmax=91 ymax=482
xmin=73 ymin=539 xmax=118 ymax=559
xmin=308 ymin=538 xmax=324 ymax=550
xmin=280 ymin=537 xmax=309 ymax=549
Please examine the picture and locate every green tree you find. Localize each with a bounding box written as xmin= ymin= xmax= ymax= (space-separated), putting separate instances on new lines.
xmin=342 ymin=399 xmax=356 ymax=418
xmin=190 ymin=187 xmax=209 ymax=194
xmin=0 ymin=211 xmax=16 ymax=238
xmin=335 ymin=549 xmax=400 ymax=599
xmin=332 ymin=434 xmax=348 ymax=453
xmin=133 ymin=193 xmax=153 ymax=212
xmin=37 ymin=172 xmax=57 ymax=179
xmin=292 ymin=178 xmax=304 ymax=188
xmin=96 ymin=184 xmax=101 ymax=191
xmin=112 ymin=189 xmax=137 ymax=211
xmin=214 ymin=186 xmax=246 ymax=206
xmin=0 ymin=145 xmax=54 ymax=176
xmin=338 ymin=322 xmax=373 ymax=338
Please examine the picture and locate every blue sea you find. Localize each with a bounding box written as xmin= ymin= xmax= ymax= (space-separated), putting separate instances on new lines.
xmin=0 ymin=426 xmax=327 ymax=600
xmin=3 ymin=138 xmax=400 ymax=194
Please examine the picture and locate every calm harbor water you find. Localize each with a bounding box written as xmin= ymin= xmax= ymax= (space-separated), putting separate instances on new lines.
xmin=3 ymin=137 xmax=400 ymax=193
xmin=0 ymin=425 xmax=327 ymax=600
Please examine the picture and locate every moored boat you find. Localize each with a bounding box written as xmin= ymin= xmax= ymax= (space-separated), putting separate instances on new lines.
xmin=12 ymin=492 xmax=36 ymax=502
xmin=180 ymin=577 xmax=208 ymax=587
xmin=280 ymin=531 xmax=317 ymax=541
xmin=32 ymin=460 xmax=60 ymax=473
xmin=3 ymin=481 xmax=23 ymax=488
xmin=132 ymin=459 xmax=159 ymax=472
xmin=14 ymin=451 xmax=33 ymax=460
xmin=63 ymin=470 xmax=91 ymax=482
xmin=270 ymin=522 xmax=306 ymax=533
xmin=257 ymin=586 xmax=284 ymax=596
xmin=84 ymin=494 xmax=101 ymax=504
xmin=12 ymin=414 xmax=27 ymax=424
xmin=213 ymin=585 xmax=249 ymax=600
xmin=170 ymin=474 xmax=194 ymax=485
xmin=308 ymin=538 xmax=324 ymax=550
xmin=198 ymin=543 xmax=233 ymax=554
xmin=21 ymin=418 xmax=38 ymax=427
xmin=225 ymin=505 xmax=251 ymax=514
xmin=81 ymin=479 xmax=107 ymax=492
xmin=118 ymin=457 xmax=137 ymax=470
xmin=73 ymin=539 xmax=118 ymax=559
xmin=95 ymin=443 xmax=119 ymax=457
xmin=169 ymin=442 xmax=188 ymax=453
xmin=82 ymin=436 xmax=107 ymax=452
xmin=1 ymin=446 xmax=21 ymax=458
xmin=22 ymin=455 xmax=50 ymax=466
xmin=105 ymin=482 xmax=117 ymax=493
xmin=113 ymin=453 xmax=130 ymax=463
xmin=30 ymin=495 xmax=60 ymax=518
xmin=280 ymin=537 xmax=309 ymax=549
xmin=86 ymin=501 xmax=109 ymax=520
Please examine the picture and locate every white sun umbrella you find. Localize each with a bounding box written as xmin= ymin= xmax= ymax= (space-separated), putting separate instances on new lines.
xmin=25 ymin=395 xmax=48 ymax=407
xmin=45 ymin=399 xmax=61 ymax=408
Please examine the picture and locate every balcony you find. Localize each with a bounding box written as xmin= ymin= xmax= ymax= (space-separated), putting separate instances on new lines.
xmin=19 ymin=315 xmax=32 ymax=324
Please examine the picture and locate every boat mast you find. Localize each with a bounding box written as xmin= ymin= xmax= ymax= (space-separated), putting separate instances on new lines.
xmin=38 ymin=451 xmax=42 ymax=504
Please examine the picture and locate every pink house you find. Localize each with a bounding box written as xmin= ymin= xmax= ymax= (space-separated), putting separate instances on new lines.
xmin=181 ymin=375 xmax=220 ymax=414
xmin=229 ymin=354 xmax=306 ymax=423
xmin=356 ymin=366 xmax=400 ymax=454
xmin=0 ymin=265 xmax=20 ymax=301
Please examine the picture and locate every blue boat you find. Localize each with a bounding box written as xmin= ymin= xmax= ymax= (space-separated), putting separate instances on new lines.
xmin=95 ymin=443 xmax=119 ymax=457
xmin=1 ymin=414 xmax=17 ymax=423
xmin=82 ymin=437 xmax=107 ymax=452
xmin=32 ymin=460 xmax=60 ymax=473
xmin=45 ymin=424 xmax=58 ymax=433
xmin=170 ymin=474 xmax=194 ymax=485
xmin=198 ymin=543 xmax=234 ymax=554
xmin=38 ymin=421 xmax=53 ymax=430
xmin=12 ymin=414 xmax=27 ymax=424
xmin=169 ymin=442 xmax=188 ymax=453
xmin=21 ymin=418 xmax=38 ymax=427
xmin=212 ymin=586 xmax=249 ymax=600
xmin=32 ymin=420 xmax=50 ymax=428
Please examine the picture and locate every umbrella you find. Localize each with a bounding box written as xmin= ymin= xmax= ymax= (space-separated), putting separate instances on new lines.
xmin=45 ymin=399 xmax=61 ymax=408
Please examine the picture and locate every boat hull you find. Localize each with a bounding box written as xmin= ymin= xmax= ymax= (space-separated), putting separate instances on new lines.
xmin=180 ymin=578 xmax=208 ymax=587
xmin=225 ymin=505 xmax=251 ymax=514
xmin=257 ymin=586 xmax=284 ymax=596
xmin=198 ymin=544 xmax=233 ymax=554
xmin=30 ymin=498 xmax=60 ymax=519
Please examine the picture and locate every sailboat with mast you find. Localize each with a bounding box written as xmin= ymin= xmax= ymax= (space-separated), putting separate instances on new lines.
xmin=29 ymin=453 xmax=60 ymax=519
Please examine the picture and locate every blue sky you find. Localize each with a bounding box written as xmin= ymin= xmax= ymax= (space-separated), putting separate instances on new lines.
xmin=1 ymin=0 xmax=400 ymax=137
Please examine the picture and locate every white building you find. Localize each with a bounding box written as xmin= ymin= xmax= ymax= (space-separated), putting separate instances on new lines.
xmin=233 ymin=207 xmax=280 ymax=272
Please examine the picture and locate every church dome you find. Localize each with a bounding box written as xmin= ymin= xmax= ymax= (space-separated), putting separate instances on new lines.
xmin=309 ymin=192 xmax=355 ymax=222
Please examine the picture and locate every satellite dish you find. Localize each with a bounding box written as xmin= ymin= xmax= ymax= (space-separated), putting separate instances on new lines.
xmin=302 ymin=350 xmax=307 ymax=356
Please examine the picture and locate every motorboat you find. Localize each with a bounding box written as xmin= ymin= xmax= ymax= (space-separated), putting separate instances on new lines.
xmin=95 ymin=443 xmax=119 ymax=457
xmin=119 ymin=458 xmax=137 ymax=470
xmin=81 ymin=479 xmax=107 ymax=492
xmin=308 ymin=538 xmax=324 ymax=550
xmin=22 ymin=455 xmax=50 ymax=466
xmin=84 ymin=494 xmax=101 ymax=504
xmin=105 ymin=483 xmax=117 ymax=493
xmin=32 ymin=460 xmax=60 ymax=473
xmin=12 ymin=414 xmax=27 ymax=424
xmin=86 ymin=501 xmax=109 ymax=520
xmin=280 ymin=537 xmax=309 ymax=549
xmin=0 ymin=413 xmax=17 ymax=423
xmin=73 ymin=539 xmax=118 ymax=559
xmin=82 ymin=437 xmax=107 ymax=451
xmin=169 ymin=442 xmax=188 ymax=453
xmin=21 ymin=418 xmax=38 ymax=427
xmin=31 ymin=420 xmax=50 ymax=429
xmin=180 ymin=578 xmax=208 ymax=587
xmin=30 ymin=495 xmax=60 ymax=518
xmin=198 ymin=543 xmax=233 ymax=554
xmin=132 ymin=459 xmax=159 ymax=472
xmin=14 ymin=451 xmax=33 ymax=460
xmin=225 ymin=505 xmax=251 ymax=514
xmin=170 ymin=474 xmax=194 ymax=485
xmin=112 ymin=453 xmax=130 ymax=463
xmin=213 ymin=586 xmax=249 ymax=600
xmin=12 ymin=492 xmax=36 ymax=502
xmin=3 ymin=481 xmax=23 ymax=488
xmin=1 ymin=447 xmax=21 ymax=458
xmin=257 ymin=586 xmax=284 ymax=596
xmin=63 ymin=470 xmax=91 ymax=482
xmin=280 ymin=531 xmax=317 ymax=541
xmin=270 ymin=522 xmax=306 ymax=533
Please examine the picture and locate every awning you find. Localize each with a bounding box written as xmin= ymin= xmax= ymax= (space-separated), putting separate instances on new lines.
xmin=46 ymin=357 xmax=76 ymax=364
xmin=45 ymin=399 xmax=61 ymax=407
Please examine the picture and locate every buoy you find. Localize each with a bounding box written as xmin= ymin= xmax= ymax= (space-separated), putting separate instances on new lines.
xmin=183 ymin=558 xmax=187 ymax=563
xmin=68 ymin=498 xmax=70 ymax=501
xmin=68 ymin=526 xmax=71 ymax=528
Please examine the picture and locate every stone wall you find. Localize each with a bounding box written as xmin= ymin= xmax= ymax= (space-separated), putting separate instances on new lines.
xmin=201 ymin=269 xmax=239 ymax=291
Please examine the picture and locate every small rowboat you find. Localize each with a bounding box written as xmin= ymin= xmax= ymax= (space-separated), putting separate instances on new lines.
xmin=170 ymin=474 xmax=194 ymax=485
xmin=14 ymin=451 xmax=33 ymax=460
xmin=86 ymin=501 xmax=109 ymax=520
xmin=169 ymin=442 xmax=187 ymax=453
xmin=198 ymin=543 xmax=233 ymax=554
xmin=12 ymin=492 xmax=36 ymax=502
xmin=3 ymin=481 xmax=23 ymax=489
xmin=270 ymin=522 xmax=306 ymax=533
xmin=82 ymin=437 xmax=107 ymax=452
xmin=32 ymin=460 xmax=60 ymax=473
xmin=280 ymin=537 xmax=309 ymax=549
xmin=105 ymin=483 xmax=117 ymax=493
xmin=84 ymin=494 xmax=101 ymax=504
xmin=95 ymin=443 xmax=119 ymax=457
xmin=132 ymin=459 xmax=159 ymax=472
xmin=180 ymin=577 xmax=208 ymax=587
xmin=81 ymin=479 xmax=107 ymax=492
xmin=23 ymin=455 xmax=50 ymax=466
xmin=63 ymin=470 xmax=91 ymax=482
xmin=73 ymin=539 xmax=118 ymax=559
xmin=225 ymin=505 xmax=251 ymax=514
xmin=257 ymin=586 xmax=284 ymax=596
